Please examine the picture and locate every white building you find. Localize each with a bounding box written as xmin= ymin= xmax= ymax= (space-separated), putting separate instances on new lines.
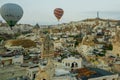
xmin=0 ymin=55 xmax=23 ymax=66
xmin=62 ymin=57 xmax=82 ymax=69
xmin=26 ymin=65 xmax=39 ymax=80
xmin=55 ymin=69 xmax=70 ymax=76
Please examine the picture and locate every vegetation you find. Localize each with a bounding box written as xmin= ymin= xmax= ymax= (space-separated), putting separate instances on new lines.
xmin=104 ymin=44 xmax=113 ymax=50
xmin=60 ymin=53 xmax=68 ymax=60
xmin=108 ymin=44 xmax=113 ymax=50
xmin=74 ymin=33 xmax=83 ymax=39
xmin=43 ymin=31 xmax=49 ymax=34
xmin=68 ymin=35 xmax=74 ymax=37
xmin=73 ymin=33 xmax=83 ymax=47
xmin=14 ymin=33 xmax=21 ymax=38
xmin=22 ymin=31 xmax=32 ymax=34
xmin=75 ymin=41 xmax=79 ymax=47
xmin=0 ymin=37 xmax=3 ymax=41
xmin=8 ymin=39 xmax=36 ymax=48
xmin=70 ymin=51 xmax=79 ymax=56
xmin=98 ymin=53 xmax=105 ymax=57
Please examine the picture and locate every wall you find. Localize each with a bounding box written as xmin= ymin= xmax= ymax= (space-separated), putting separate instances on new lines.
xmin=12 ymin=55 xmax=23 ymax=64
xmin=88 ymin=74 xmax=119 ymax=80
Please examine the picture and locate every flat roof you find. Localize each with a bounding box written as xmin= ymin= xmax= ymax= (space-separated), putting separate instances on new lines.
xmin=88 ymin=68 xmax=113 ymax=78
xmin=73 ymin=67 xmax=115 ymax=80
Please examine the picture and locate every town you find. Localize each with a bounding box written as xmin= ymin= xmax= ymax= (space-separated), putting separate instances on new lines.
xmin=0 ymin=17 xmax=120 ymax=80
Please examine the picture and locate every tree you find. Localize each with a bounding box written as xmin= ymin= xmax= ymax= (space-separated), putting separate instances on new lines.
xmin=75 ymin=41 xmax=79 ymax=47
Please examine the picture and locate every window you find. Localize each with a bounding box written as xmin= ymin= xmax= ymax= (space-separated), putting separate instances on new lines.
xmin=27 ymin=73 xmax=29 ymax=76
xmin=71 ymin=62 xmax=78 ymax=68
xmin=71 ymin=63 xmax=74 ymax=68
xmin=66 ymin=63 xmax=67 ymax=66
xmin=33 ymin=74 xmax=36 ymax=79
xmin=68 ymin=63 xmax=70 ymax=66
xmin=75 ymin=63 xmax=78 ymax=67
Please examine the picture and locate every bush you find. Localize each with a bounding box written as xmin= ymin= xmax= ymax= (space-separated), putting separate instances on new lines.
xmin=75 ymin=41 xmax=79 ymax=47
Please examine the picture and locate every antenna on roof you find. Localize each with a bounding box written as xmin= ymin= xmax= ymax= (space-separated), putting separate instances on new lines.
xmin=97 ymin=11 xmax=99 ymax=19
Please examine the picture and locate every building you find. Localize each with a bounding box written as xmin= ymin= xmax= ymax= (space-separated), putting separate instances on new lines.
xmin=26 ymin=65 xmax=39 ymax=80
xmin=0 ymin=53 xmax=23 ymax=66
xmin=35 ymin=34 xmax=55 ymax=80
xmin=62 ymin=57 xmax=82 ymax=69
xmin=112 ymin=31 xmax=120 ymax=56
xmin=73 ymin=68 xmax=119 ymax=80
xmin=112 ymin=60 xmax=120 ymax=73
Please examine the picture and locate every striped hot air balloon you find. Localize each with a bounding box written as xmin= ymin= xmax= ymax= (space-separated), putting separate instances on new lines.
xmin=54 ymin=8 xmax=64 ymax=21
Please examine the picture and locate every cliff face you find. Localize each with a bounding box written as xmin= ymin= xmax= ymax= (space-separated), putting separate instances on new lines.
xmin=112 ymin=31 xmax=120 ymax=56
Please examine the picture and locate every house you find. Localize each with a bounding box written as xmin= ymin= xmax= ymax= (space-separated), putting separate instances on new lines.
xmin=26 ymin=65 xmax=39 ymax=80
xmin=0 ymin=53 xmax=23 ymax=66
xmin=62 ymin=57 xmax=82 ymax=69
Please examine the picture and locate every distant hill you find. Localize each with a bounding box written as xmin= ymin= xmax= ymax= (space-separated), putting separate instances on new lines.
xmin=82 ymin=18 xmax=120 ymax=22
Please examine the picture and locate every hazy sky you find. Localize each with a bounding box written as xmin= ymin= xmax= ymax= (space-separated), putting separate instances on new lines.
xmin=0 ymin=0 xmax=120 ymax=25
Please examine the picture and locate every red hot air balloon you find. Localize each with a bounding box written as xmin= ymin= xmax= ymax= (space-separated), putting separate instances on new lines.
xmin=54 ymin=8 xmax=64 ymax=21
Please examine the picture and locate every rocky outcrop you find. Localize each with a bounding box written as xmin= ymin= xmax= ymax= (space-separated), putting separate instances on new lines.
xmin=112 ymin=30 xmax=120 ymax=56
xmin=82 ymin=35 xmax=95 ymax=46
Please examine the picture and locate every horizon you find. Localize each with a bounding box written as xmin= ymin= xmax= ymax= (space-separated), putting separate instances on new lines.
xmin=0 ymin=17 xmax=120 ymax=26
xmin=0 ymin=0 xmax=120 ymax=25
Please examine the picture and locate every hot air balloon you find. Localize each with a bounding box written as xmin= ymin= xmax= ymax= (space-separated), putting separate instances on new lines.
xmin=0 ymin=3 xmax=23 ymax=29
xmin=54 ymin=8 xmax=64 ymax=21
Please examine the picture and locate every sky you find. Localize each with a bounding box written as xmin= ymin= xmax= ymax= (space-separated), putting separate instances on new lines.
xmin=0 ymin=0 xmax=120 ymax=25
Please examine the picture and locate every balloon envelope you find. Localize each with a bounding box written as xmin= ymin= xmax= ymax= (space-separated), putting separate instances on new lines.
xmin=0 ymin=3 xmax=23 ymax=28
xmin=54 ymin=8 xmax=64 ymax=21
